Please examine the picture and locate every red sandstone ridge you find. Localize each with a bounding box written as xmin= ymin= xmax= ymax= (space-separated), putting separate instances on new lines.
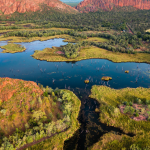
xmin=0 ymin=0 xmax=78 ymax=15
xmin=76 ymin=0 xmax=150 ymax=12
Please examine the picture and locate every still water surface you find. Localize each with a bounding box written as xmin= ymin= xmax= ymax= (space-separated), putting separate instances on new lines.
xmin=0 ymin=39 xmax=150 ymax=149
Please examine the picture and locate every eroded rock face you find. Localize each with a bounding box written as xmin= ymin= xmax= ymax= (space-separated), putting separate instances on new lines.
xmin=0 ymin=0 xmax=78 ymax=14
xmin=76 ymin=0 xmax=150 ymax=12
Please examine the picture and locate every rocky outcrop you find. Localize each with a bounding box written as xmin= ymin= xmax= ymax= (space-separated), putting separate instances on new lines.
xmin=0 ymin=0 xmax=78 ymax=15
xmin=76 ymin=0 xmax=150 ymax=12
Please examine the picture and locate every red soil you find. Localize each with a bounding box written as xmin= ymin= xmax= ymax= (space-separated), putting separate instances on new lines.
xmin=56 ymin=51 xmax=65 ymax=55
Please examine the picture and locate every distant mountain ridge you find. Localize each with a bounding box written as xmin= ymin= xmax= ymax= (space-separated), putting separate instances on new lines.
xmin=0 ymin=0 xmax=78 ymax=15
xmin=76 ymin=0 xmax=150 ymax=12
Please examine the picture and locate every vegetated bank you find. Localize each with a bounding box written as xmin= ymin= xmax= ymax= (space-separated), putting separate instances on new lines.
xmin=0 ymin=77 xmax=81 ymax=150
xmin=32 ymin=43 xmax=150 ymax=63
xmin=0 ymin=43 xmax=26 ymax=53
xmin=88 ymin=85 xmax=150 ymax=149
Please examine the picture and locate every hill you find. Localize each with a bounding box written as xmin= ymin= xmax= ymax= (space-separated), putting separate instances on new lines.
xmin=0 ymin=77 xmax=81 ymax=149
xmin=76 ymin=0 xmax=150 ymax=12
xmin=0 ymin=0 xmax=78 ymax=15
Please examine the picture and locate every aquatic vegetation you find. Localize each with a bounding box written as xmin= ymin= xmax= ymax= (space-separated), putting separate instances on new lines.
xmin=0 ymin=43 xmax=26 ymax=53
xmin=125 ymin=70 xmax=129 ymax=73
xmin=84 ymin=80 xmax=90 ymax=84
xmin=101 ymin=76 xmax=112 ymax=81
xmin=95 ymin=108 xmax=100 ymax=113
xmin=89 ymin=85 xmax=150 ymax=149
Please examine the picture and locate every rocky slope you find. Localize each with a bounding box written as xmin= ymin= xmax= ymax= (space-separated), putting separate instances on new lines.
xmin=76 ymin=0 xmax=150 ymax=12
xmin=0 ymin=77 xmax=43 ymax=101
xmin=0 ymin=0 xmax=78 ymax=14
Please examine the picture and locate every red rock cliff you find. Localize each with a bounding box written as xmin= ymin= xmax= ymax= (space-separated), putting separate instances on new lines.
xmin=76 ymin=0 xmax=150 ymax=12
xmin=0 ymin=0 xmax=78 ymax=14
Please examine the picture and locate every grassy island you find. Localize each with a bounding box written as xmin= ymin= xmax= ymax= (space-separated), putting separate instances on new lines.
xmin=0 ymin=78 xmax=81 ymax=150
xmin=31 ymin=46 xmax=150 ymax=63
xmin=88 ymin=85 xmax=150 ymax=149
xmin=1 ymin=43 xmax=26 ymax=53
xmin=101 ymin=76 xmax=112 ymax=81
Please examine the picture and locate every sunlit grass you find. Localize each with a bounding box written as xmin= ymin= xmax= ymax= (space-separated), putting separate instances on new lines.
xmin=0 ymin=34 xmax=75 ymax=43
xmin=0 ymin=27 xmax=71 ymax=33
xmin=1 ymin=43 xmax=26 ymax=53
xmin=32 ymin=46 xmax=150 ymax=63
xmin=82 ymin=37 xmax=108 ymax=42
xmin=146 ymin=29 xmax=150 ymax=33
xmin=88 ymin=85 xmax=150 ymax=149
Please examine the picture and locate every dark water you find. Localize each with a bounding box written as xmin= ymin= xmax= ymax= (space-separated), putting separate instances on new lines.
xmin=0 ymin=39 xmax=150 ymax=149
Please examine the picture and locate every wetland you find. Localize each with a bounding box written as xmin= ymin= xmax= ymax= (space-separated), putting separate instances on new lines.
xmin=0 ymin=37 xmax=150 ymax=149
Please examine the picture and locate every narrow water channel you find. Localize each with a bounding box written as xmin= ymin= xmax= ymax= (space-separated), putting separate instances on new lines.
xmin=0 ymin=38 xmax=149 ymax=149
xmin=63 ymin=88 xmax=134 ymax=150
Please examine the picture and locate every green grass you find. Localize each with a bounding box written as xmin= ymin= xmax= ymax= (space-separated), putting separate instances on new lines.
xmin=0 ymin=43 xmax=26 ymax=53
xmin=88 ymin=85 xmax=150 ymax=149
xmin=32 ymin=46 xmax=150 ymax=63
xmin=0 ymin=27 xmax=71 ymax=34
xmin=82 ymin=37 xmax=108 ymax=42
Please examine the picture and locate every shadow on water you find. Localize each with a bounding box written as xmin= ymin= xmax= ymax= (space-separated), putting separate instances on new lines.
xmin=64 ymin=88 xmax=134 ymax=150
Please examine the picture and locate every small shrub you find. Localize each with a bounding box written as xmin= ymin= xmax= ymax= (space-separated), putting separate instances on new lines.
xmin=54 ymin=88 xmax=60 ymax=95
xmin=49 ymin=113 xmax=53 ymax=120
xmin=25 ymin=123 xmax=29 ymax=129
xmin=38 ymin=97 xmax=42 ymax=105
xmin=147 ymin=116 xmax=150 ymax=121
xmin=52 ymin=92 xmax=55 ymax=97
xmin=0 ymin=109 xmax=7 ymax=115
xmin=130 ymin=144 xmax=141 ymax=150
xmin=124 ymin=101 xmax=129 ymax=106
xmin=147 ymin=111 xmax=150 ymax=116
xmin=135 ymin=112 xmax=139 ymax=117
xmin=43 ymin=91 xmax=48 ymax=97
xmin=32 ymin=92 xmax=36 ymax=97
xmin=32 ymin=110 xmax=47 ymax=121
xmin=141 ymin=108 xmax=145 ymax=114
xmin=11 ymin=114 xmax=17 ymax=120
xmin=52 ymin=102 xmax=56 ymax=106
xmin=129 ymin=101 xmax=133 ymax=106
xmin=47 ymin=119 xmax=51 ymax=123
xmin=62 ymin=92 xmax=71 ymax=101
xmin=146 ymin=100 xmax=150 ymax=105
xmin=57 ymin=113 xmax=61 ymax=119
xmin=0 ymin=99 xmax=2 ymax=106
xmin=148 ymin=105 xmax=150 ymax=109
xmin=58 ymin=98 xmax=62 ymax=102
xmin=124 ymin=106 xmax=135 ymax=115
xmin=47 ymin=88 xmax=53 ymax=94
xmin=53 ymin=96 xmax=58 ymax=102
xmin=134 ymin=98 xmax=142 ymax=104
